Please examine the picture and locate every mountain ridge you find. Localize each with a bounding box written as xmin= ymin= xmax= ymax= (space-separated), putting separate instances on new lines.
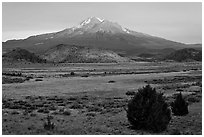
xmin=3 ymin=17 xmax=202 ymax=57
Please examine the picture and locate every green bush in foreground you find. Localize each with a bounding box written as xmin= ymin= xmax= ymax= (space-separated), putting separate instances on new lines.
xmin=171 ymin=92 xmax=188 ymax=116
xmin=127 ymin=85 xmax=171 ymax=132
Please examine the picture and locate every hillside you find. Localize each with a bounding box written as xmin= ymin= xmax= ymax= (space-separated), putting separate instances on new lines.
xmin=42 ymin=44 xmax=131 ymax=63
xmin=2 ymin=48 xmax=46 ymax=63
xmin=164 ymin=48 xmax=202 ymax=62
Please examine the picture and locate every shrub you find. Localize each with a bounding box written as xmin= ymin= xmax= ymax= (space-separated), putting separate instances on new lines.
xmin=51 ymin=111 xmax=59 ymax=115
xmin=170 ymin=129 xmax=181 ymax=135
xmin=2 ymin=72 xmax=22 ymax=77
xmin=25 ymin=76 xmax=33 ymax=81
xmin=81 ymin=74 xmax=89 ymax=77
xmin=30 ymin=113 xmax=37 ymax=117
xmin=48 ymin=105 xmax=57 ymax=111
xmin=171 ymin=92 xmax=189 ymax=116
xmin=68 ymin=96 xmax=78 ymax=101
xmin=87 ymin=105 xmax=103 ymax=112
xmin=176 ymin=88 xmax=183 ymax=92
xmin=44 ymin=115 xmax=55 ymax=130
xmin=126 ymin=91 xmax=136 ymax=96
xmin=192 ymin=81 xmax=202 ymax=87
xmin=70 ymin=102 xmax=84 ymax=109
xmin=37 ymin=108 xmax=49 ymax=113
xmin=62 ymin=109 xmax=71 ymax=116
xmin=11 ymin=110 xmax=20 ymax=115
xmin=70 ymin=71 xmax=75 ymax=75
xmin=108 ymin=80 xmax=115 ymax=83
xmin=127 ymin=85 xmax=171 ymax=132
xmin=35 ymin=79 xmax=43 ymax=81
xmin=8 ymin=104 xmax=22 ymax=109
xmin=2 ymin=77 xmax=25 ymax=84
xmin=61 ymin=74 xmax=70 ymax=77
xmin=187 ymin=96 xmax=200 ymax=103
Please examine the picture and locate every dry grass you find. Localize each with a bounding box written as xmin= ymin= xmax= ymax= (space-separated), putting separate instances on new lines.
xmin=2 ymin=62 xmax=202 ymax=135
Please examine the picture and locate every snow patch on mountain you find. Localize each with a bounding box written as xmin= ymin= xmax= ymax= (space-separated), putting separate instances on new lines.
xmin=45 ymin=37 xmax=54 ymax=40
xmin=76 ymin=17 xmax=104 ymax=29
xmin=96 ymin=17 xmax=104 ymax=22
xmin=122 ymin=27 xmax=130 ymax=34
xmin=80 ymin=18 xmax=91 ymax=26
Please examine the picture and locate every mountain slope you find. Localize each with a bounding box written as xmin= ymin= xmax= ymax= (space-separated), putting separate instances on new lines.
xmin=3 ymin=17 xmax=199 ymax=56
xmin=42 ymin=44 xmax=131 ymax=63
xmin=3 ymin=48 xmax=46 ymax=63
xmin=164 ymin=48 xmax=202 ymax=62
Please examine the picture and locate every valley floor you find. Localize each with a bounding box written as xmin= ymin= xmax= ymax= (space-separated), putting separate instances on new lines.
xmin=2 ymin=62 xmax=202 ymax=135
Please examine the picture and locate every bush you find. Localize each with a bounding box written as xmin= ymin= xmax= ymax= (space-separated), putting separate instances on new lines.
xmin=2 ymin=77 xmax=26 ymax=84
xmin=44 ymin=115 xmax=55 ymax=130
xmin=70 ymin=71 xmax=75 ymax=75
xmin=126 ymin=91 xmax=136 ymax=96
xmin=25 ymin=76 xmax=33 ymax=81
xmin=87 ymin=105 xmax=103 ymax=112
xmin=37 ymin=108 xmax=49 ymax=113
xmin=35 ymin=79 xmax=43 ymax=81
xmin=70 ymin=102 xmax=84 ymax=109
xmin=30 ymin=113 xmax=37 ymax=117
xmin=127 ymin=85 xmax=171 ymax=132
xmin=2 ymin=72 xmax=22 ymax=77
xmin=192 ymin=81 xmax=202 ymax=87
xmin=171 ymin=92 xmax=188 ymax=116
xmin=62 ymin=109 xmax=71 ymax=116
xmin=187 ymin=96 xmax=200 ymax=103
xmin=81 ymin=74 xmax=89 ymax=77
xmin=170 ymin=129 xmax=181 ymax=135
xmin=108 ymin=80 xmax=115 ymax=83
xmin=11 ymin=110 xmax=20 ymax=115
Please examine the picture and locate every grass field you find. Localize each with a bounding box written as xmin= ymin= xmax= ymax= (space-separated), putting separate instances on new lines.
xmin=2 ymin=62 xmax=202 ymax=135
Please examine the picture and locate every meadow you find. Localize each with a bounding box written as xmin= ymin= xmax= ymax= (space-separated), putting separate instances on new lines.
xmin=2 ymin=62 xmax=202 ymax=134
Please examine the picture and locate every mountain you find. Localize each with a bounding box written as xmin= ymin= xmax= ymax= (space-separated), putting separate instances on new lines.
xmin=137 ymin=48 xmax=176 ymax=57
xmin=186 ymin=44 xmax=202 ymax=50
xmin=2 ymin=48 xmax=46 ymax=63
xmin=3 ymin=17 xmax=200 ymax=57
xmin=164 ymin=48 xmax=202 ymax=62
xmin=42 ymin=44 xmax=131 ymax=63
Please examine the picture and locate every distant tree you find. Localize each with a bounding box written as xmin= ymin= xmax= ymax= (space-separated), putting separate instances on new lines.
xmin=171 ymin=92 xmax=188 ymax=116
xmin=70 ymin=71 xmax=75 ymax=75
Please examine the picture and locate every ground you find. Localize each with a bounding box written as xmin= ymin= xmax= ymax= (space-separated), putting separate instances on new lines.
xmin=2 ymin=62 xmax=202 ymax=135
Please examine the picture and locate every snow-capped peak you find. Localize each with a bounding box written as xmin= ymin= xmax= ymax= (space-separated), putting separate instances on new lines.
xmin=77 ymin=17 xmax=104 ymax=28
xmin=67 ymin=17 xmax=131 ymax=35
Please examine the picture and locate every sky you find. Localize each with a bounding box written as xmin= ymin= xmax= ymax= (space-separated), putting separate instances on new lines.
xmin=2 ymin=2 xmax=202 ymax=44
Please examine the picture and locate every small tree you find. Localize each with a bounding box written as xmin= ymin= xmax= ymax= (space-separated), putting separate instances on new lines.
xmin=70 ymin=71 xmax=75 ymax=76
xmin=171 ymin=92 xmax=188 ymax=116
xmin=127 ymin=85 xmax=171 ymax=132
xmin=44 ymin=115 xmax=55 ymax=130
